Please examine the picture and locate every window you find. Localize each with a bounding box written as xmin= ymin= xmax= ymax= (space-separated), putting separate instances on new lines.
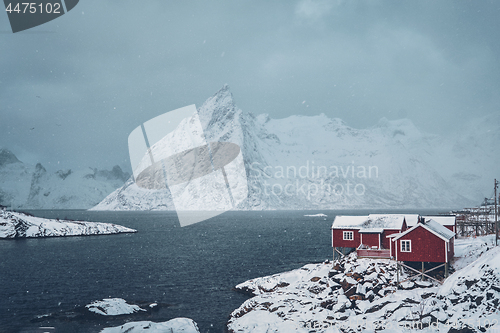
xmin=343 ymin=231 xmax=354 ymax=240
xmin=401 ymin=240 xmax=411 ymax=252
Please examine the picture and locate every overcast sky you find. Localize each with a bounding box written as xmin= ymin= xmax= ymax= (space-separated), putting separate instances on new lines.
xmin=1 ymin=0 xmax=499 ymax=172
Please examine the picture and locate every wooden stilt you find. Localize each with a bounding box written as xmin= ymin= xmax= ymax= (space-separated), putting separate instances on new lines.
xmin=334 ymin=247 xmax=344 ymax=258
xmin=396 ymin=261 xmax=400 ymax=287
xmin=445 ymin=262 xmax=448 ymax=278
xmin=399 ymin=262 xmax=445 ymax=284
xmin=421 ymin=262 xmax=425 ymax=281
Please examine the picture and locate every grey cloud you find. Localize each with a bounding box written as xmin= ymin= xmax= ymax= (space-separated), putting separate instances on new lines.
xmin=0 ymin=0 xmax=498 ymax=172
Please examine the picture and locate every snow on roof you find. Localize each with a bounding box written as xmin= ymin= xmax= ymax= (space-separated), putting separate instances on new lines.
xmin=422 ymin=215 xmax=456 ymax=226
xmin=332 ymin=214 xmax=413 ymax=230
xmin=363 ymin=214 xmax=408 ymax=230
xmin=331 ymin=215 xmax=368 ymax=229
xmin=392 ymin=219 xmax=455 ymax=242
xmin=424 ymin=219 xmax=456 ymax=239
xmin=403 ymin=214 xmax=419 ymax=227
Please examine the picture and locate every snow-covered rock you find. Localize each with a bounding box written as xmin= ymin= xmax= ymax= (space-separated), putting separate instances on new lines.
xmin=100 ymin=318 xmax=200 ymax=333
xmin=86 ymin=298 xmax=146 ymax=316
xmin=93 ymin=86 xmax=498 ymax=211
xmin=228 ymin=235 xmax=500 ymax=333
xmin=0 ymin=209 xmax=136 ymax=238
xmin=32 ymin=298 xmax=163 ymax=324
xmin=0 ymin=148 xmax=130 ymax=209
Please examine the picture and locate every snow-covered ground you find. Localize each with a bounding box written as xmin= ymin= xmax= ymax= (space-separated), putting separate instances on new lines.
xmin=101 ymin=318 xmax=200 ymax=333
xmin=0 ymin=209 xmax=136 ymax=238
xmin=304 ymin=214 xmax=328 ymax=217
xmin=453 ymin=234 xmax=496 ymax=270
xmin=228 ymin=235 xmax=500 ymax=332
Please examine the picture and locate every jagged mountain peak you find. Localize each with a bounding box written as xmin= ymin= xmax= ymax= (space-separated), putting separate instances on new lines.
xmin=198 ymin=85 xmax=235 ymax=120
xmin=0 ymin=148 xmax=21 ymax=167
xmin=34 ymin=163 xmax=46 ymax=174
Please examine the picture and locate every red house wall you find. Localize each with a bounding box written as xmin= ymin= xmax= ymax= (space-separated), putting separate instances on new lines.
xmin=382 ymin=230 xmax=400 ymax=249
xmin=360 ymin=233 xmax=379 ymax=248
xmin=444 ymin=225 xmax=454 ymax=232
xmin=332 ymin=229 xmax=360 ymax=248
xmin=395 ymin=226 xmax=450 ymax=263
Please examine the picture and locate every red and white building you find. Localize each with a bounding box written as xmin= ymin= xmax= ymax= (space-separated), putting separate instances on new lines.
xmin=389 ymin=219 xmax=455 ymax=263
xmin=331 ymin=214 xmax=456 ymax=262
xmin=331 ymin=214 xmax=418 ymax=258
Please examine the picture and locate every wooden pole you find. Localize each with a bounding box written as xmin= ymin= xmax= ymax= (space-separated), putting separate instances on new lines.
xmin=495 ymin=179 xmax=498 ymax=246
xmin=421 ymin=262 xmax=425 ymax=281
xmin=445 ymin=262 xmax=448 ymax=278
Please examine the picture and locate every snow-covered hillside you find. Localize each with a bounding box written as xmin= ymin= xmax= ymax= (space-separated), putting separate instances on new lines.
xmin=93 ymin=85 xmax=497 ymax=211
xmin=228 ymin=235 xmax=500 ymax=333
xmin=0 ymin=148 xmax=129 ymax=209
xmin=0 ymin=208 xmax=136 ymax=238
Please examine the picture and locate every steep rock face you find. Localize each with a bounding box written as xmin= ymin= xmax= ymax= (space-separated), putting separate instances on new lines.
xmin=0 ymin=148 xmax=21 ymax=167
xmin=0 ymin=149 xmax=33 ymax=208
xmin=198 ymin=84 xmax=283 ymax=209
xmin=94 ymin=85 xmax=490 ymax=211
xmin=24 ymin=165 xmax=130 ymax=209
xmin=0 ymin=149 xmax=130 ymax=209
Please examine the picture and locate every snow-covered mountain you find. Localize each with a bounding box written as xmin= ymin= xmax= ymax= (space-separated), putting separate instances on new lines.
xmin=0 ymin=148 xmax=129 ymax=209
xmin=94 ymin=85 xmax=497 ymax=211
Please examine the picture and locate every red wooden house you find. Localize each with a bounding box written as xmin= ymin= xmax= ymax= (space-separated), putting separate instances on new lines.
xmin=390 ymin=219 xmax=455 ymax=263
xmin=331 ymin=214 xmax=417 ymax=258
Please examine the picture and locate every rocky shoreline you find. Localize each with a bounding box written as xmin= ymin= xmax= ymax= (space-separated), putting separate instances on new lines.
xmin=228 ymin=235 xmax=500 ymax=332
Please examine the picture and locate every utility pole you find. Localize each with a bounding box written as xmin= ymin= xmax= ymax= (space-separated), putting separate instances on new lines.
xmin=495 ymin=179 xmax=498 ymax=246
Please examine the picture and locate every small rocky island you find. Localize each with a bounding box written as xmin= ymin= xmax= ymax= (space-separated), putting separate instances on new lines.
xmin=0 ymin=208 xmax=136 ymax=238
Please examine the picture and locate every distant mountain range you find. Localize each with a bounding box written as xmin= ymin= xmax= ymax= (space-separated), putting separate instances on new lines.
xmin=0 ymin=148 xmax=129 ymax=209
xmin=92 ymin=85 xmax=499 ymax=211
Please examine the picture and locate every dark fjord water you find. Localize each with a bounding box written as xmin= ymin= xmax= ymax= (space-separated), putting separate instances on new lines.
xmin=0 ymin=209 xmax=440 ymax=333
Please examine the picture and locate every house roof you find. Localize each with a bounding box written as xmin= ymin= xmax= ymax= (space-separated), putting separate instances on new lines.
xmin=391 ymin=219 xmax=455 ymax=242
xmin=331 ymin=215 xmax=368 ymax=229
xmin=332 ymin=214 xmax=416 ymax=230
xmin=422 ymin=215 xmax=456 ymax=227
xmin=404 ymin=214 xmax=420 ymax=227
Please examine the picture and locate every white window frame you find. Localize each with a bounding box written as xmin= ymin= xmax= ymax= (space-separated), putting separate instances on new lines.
xmin=400 ymin=240 xmax=411 ymax=252
xmin=343 ymin=231 xmax=354 ymax=240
